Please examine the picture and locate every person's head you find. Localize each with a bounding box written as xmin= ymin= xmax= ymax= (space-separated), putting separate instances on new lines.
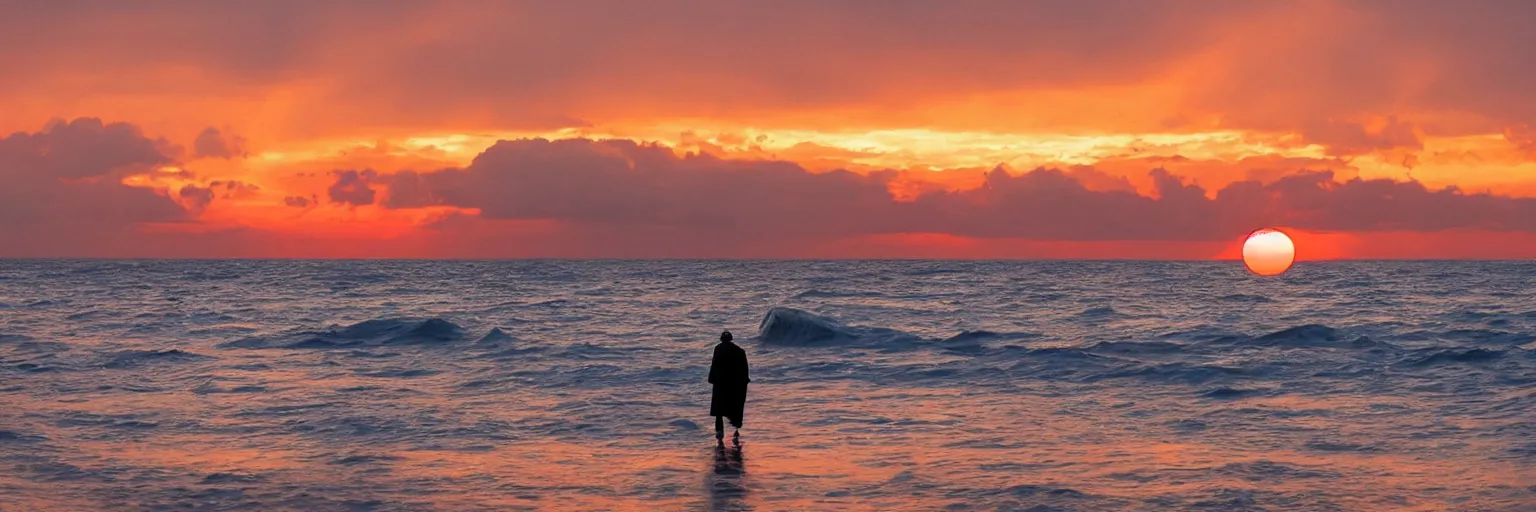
xmin=720 ymin=331 xmax=733 ymax=343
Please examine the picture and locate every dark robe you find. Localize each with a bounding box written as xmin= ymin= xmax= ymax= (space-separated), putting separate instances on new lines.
xmin=708 ymin=341 xmax=750 ymax=426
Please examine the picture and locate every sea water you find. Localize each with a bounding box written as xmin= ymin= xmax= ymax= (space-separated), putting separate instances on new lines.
xmin=0 ymin=260 xmax=1532 ymax=511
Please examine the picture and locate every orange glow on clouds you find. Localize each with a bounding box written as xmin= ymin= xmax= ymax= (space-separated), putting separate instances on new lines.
xmin=4 ymin=2 xmax=1536 ymax=258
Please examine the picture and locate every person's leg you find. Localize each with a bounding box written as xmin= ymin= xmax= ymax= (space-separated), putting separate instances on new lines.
xmin=715 ymin=416 xmax=725 ymax=441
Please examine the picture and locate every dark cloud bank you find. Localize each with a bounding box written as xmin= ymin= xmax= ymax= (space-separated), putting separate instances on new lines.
xmin=2 ymin=119 xmax=1534 ymax=256
xmin=0 ymin=118 xmax=188 ymax=228
xmin=369 ymin=138 xmax=1536 ymax=242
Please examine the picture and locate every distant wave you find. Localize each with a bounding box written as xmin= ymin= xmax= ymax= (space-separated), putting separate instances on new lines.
xmin=1087 ymin=340 xmax=1187 ymax=355
xmin=941 ymin=330 xmax=1043 ymax=345
xmin=1403 ymin=348 xmax=1507 ymax=366
xmin=220 ymin=318 xmax=471 ymax=349
xmin=1077 ymin=306 xmax=1121 ymax=319
xmin=757 ymin=307 xmax=1052 ymax=351
xmin=476 ymin=327 xmax=514 ymax=345
xmin=1192 ymin=324 xmax=1386 ymax=350
xmin=102 ymin=349 xmax=213 ymax=369
xmin=752 ymin=308 xmax=1530 ymax=374
xmin=1252 ymin=325 xmax=1385 ymax=349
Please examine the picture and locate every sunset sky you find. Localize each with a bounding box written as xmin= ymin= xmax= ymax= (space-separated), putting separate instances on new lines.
xmin=4 ymin=0 xmax=1536 ymax=258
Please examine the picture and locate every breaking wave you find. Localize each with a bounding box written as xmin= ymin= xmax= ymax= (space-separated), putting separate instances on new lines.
xmin=757 ymin=307 xmax=892 ymax=346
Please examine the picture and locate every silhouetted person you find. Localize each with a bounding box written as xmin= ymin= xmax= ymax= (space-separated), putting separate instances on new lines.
xmin=708 ymin=330 xmax=750 ymax=445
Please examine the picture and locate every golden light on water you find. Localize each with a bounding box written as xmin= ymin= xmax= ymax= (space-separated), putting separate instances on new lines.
xmin=1242 ymin=228 xmax=1296 ymax=276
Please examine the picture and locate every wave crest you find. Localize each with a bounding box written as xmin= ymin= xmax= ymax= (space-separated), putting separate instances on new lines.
xmin=1405 ymin=348 xmax=1506 ymax=366
xmin=754 ymin=307 xmax=925 ymax=350
xmin=1225 ymin=324 xmax=1384 ymax=349
xmin=221 ymin=318 xmax=468 ymax=349
xmin=758 ymin=307 xmax=860 ymax=345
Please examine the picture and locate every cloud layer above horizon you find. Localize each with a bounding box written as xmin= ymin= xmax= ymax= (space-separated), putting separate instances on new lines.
xmin=2 ymin=1 xmax=1535 ymax=258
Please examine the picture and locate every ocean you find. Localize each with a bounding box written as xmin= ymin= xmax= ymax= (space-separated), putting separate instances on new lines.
xmin=0 ymin=260 xmax=1532 ymax=511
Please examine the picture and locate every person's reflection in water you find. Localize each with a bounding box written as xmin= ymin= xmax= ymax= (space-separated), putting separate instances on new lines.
xmin=706 ymin=443 xmax=749 ymax=512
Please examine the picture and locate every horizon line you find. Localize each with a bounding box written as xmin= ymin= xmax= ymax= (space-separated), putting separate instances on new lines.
xmin=0 ymin=257 xmax=1531 ymax=263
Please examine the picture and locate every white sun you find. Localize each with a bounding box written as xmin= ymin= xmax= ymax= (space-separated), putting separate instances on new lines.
xmin=1242 ymin=228 xmax=1295 ymax=276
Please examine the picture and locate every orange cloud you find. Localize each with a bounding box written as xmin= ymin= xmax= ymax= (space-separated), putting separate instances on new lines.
xmin=366 ymin=138 xmax=1536 ymax=247
xmin=5 ymin=2 xmax=1536 ymax=257
xmin=4 ymin=2 xmax=1533 ymax=142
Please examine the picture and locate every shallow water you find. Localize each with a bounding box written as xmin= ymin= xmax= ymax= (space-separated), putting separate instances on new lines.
xmin=0 ymin=260 xmax=1533 ymax=511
